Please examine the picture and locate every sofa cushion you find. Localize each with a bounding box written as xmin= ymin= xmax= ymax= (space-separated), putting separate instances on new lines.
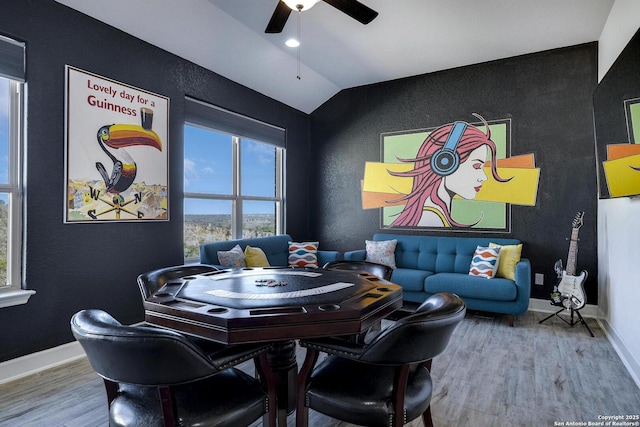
xmin=390 ymin=268 xmax=434 ymax=292
xmin=468 ymin=246 xmax=501 ymax=279
xmin=372 ymin=233 xmax=522 ymax=273
xmin=288 ymin=241 xmax=319 ymax=268
xmin=200 ymin=234 xmax=340 ymax=268
xmin=425 ymin=273 xmax=517 ymax=301
xmin=365 ymin=239 xmax=397 ymax=269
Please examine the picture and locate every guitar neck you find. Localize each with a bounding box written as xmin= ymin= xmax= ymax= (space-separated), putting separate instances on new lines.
xmin=566 ymin=228 xmax=580 ymax=276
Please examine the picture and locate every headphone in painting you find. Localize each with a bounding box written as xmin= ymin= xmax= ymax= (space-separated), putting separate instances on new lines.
xmin=431 ymin=121 xmax=467 ymax=176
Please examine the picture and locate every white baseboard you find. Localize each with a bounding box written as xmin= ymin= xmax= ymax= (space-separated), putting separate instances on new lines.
xmin=0 ymin=341 xmax=86 ymax=385
xmin=596 ymin=317 xmax=640 ymax=390
xmin=528 ymin=297 xmax=598 ymax=318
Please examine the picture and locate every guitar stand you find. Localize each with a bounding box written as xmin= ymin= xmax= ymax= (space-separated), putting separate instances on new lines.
xmin=539 ymin=306 xmax=594 ymax=337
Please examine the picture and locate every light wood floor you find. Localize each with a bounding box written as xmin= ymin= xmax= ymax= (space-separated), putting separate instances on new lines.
xmin=1 ymin=310 xmax=638 ymax=427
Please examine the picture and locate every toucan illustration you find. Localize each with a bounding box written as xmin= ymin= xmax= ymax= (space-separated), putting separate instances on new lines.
xmin=95 ymin=124 xmax=162 ymax=194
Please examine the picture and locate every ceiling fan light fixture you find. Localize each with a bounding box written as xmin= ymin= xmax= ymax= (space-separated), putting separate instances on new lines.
xmin=283 ymin=0 xmax=320 ymax=12
xmin=285 ymin=38 xmax=300 ymax=47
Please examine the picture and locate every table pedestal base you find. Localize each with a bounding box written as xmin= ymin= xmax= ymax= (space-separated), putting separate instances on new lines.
xmin=265 ymin=340 xmax=297 ymax=426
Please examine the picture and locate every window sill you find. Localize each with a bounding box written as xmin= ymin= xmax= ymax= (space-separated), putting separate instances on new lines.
xmin=0 ymin=289 xmax=36 ymax=308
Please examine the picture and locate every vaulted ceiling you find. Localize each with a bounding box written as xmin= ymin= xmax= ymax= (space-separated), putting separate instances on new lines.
xmin=55 ymin=0 xmax=614 ymax=113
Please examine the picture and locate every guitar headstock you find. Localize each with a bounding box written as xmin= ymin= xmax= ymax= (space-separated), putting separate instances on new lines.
xmin=572 ymin=211 xmax=585 ymax=229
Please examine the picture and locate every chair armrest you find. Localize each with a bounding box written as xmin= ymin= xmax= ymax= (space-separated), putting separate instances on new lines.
xmin=317 ymin=250 xmax=340 ymax=266
xmin=205 ymin=342 xmax=273 ymax=371
xmin=201 ymin=264 xmax=228 ymax=270
xmin=344 ymin=250 xmax=366 ymax=261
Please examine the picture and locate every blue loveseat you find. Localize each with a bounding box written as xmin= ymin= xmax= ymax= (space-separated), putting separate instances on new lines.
xmin=344 ymin=233 xmax=531 ymax=326
xmin=200 ymin=234 xmax=340 ymax=269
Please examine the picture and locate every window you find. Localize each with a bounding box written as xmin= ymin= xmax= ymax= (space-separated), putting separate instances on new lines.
xmin=183 ymin=99 xmax=285 ymax=260
xmin=0 ymin=34 xmax=31 ymax=307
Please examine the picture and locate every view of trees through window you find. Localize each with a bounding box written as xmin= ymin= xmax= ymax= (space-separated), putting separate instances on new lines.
xmin=183 ymin=213 xmax=277 ymax=259
xmin=0 ymin=75 xmax=14 ymax=286
xmin=183 ymin=124 xmax=282 ymax=259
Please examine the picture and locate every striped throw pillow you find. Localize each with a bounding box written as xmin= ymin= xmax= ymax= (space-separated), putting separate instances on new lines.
xmin=469 ymin=246 xmax=501 ymax=279
xmin=288 ymin=241 xmax=319 ymax=268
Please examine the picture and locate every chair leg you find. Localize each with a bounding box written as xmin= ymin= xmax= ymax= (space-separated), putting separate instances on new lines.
xmin=422 ymin=405 xmax=434 ymax=427
xmin=103 ymin=379 xmax=118 ymax=408
xmin=392 ymin=365 xmax=410 ymax=427
xmin=507 ymin=314 xmax=514 ymax=327
xmin=158 ymin=386 xmax=177 ymax=427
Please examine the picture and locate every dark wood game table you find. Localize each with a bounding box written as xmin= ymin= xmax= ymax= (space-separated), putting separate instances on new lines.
xmin=142 ymin=266 xmax=403 ymax=425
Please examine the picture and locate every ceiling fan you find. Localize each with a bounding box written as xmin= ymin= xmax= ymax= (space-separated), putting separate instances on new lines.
xmin=265 ymin=0 xmax=378 ymax=33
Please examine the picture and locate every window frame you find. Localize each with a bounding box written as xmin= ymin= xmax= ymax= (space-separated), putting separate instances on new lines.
xmin=0 ymin=78 xmax=32 ymax=308
xmin=183 ymin=103 xmax=286 ymax=262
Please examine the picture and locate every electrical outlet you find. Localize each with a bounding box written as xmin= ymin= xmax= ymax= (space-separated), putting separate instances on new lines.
xmin=534 ymin=273 xmax=544 ymax=285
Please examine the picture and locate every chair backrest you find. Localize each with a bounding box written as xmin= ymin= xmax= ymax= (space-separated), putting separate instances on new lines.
xmin=71 ymin=309 xmax=220 ymax=386
xmin=323 ymin=260 xmax=393 ymax=281
xmin=359 ymin=293 xmax=466 ymax=365
xmin=137 ymin=264 xmax=218 ymax=299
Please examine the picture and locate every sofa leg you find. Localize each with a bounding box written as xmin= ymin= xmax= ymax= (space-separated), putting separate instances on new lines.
xmin=507 ymin=314 xmax=514 ymax=327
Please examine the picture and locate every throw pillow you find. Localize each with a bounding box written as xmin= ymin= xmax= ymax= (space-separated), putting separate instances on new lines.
xmin=469 ymin=246 xmax=501 ymax=279
xmin=217 ymin=244 xmax=246 ymax=268
xmin=244 ymin=245 xmax=270 ymax=267
xmin=489 ymin=242 xmax=523 ymax=280
xmin=288 ymin=241 xmax=319 ymax=268
xmin=365 ymin=239 xmax=397 ymax=269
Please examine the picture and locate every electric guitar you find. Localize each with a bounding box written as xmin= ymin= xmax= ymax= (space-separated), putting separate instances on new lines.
xmin=555 ymin=212 xmax=588 ymax=310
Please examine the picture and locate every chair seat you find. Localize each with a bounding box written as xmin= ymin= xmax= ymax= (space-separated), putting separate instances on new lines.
xmin=307 ymin=356 xmax=433 ymax=427
xmin=110 ymin=368 xmax=267 ymax=427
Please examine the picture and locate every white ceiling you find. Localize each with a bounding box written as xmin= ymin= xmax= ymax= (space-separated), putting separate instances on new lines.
xmin=55 ymin=0 xmax=614 ymax=114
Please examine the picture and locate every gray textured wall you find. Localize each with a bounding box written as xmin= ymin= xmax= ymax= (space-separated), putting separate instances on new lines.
xmin=310 ymin=44 xmax=599 ymax=302
xmin=0 ymin=0 xmax=310 ymax=362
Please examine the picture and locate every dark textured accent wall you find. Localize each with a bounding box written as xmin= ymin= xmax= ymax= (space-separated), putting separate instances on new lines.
xmin=0 ymin=0 xmax=310 ymax=362
xmin=594 ymin=28 xmax=640 ymax=198
xmin=310 ymin=44 xmax=599 ymax=304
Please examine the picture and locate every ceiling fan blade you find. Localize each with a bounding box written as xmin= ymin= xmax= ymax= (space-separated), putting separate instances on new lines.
xmin=265 ymin=1 xmax=292 ymax=33
xmin=322 ymin=0 xmax=378 ymax=25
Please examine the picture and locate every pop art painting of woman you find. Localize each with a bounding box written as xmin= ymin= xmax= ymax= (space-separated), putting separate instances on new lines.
xmin=361 ymin=114 xmax=540 ymax=231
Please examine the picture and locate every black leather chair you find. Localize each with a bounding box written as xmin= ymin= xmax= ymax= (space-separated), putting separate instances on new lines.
xmin=137 ymin=264 xmax=227 ymax=354
xmin=137 ymin=264 xmax=218 ymax=299
xmin=323 ymin=260 xmax=393 ymax=280
xmin=296 ymin=293 xmax=466 ymax=427
xmin=71 ymin=309 xmax=277 ymax=427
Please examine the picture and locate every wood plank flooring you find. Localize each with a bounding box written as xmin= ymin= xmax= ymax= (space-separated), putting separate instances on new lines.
xmin=1 ymin=310 xmax=638 ymax=427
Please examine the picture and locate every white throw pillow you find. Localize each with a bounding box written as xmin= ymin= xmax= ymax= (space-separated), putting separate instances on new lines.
xmin=217 ymin=244 xmax=246 ymax=267
xmin=365 ymin=239 xmax=397 ymax=269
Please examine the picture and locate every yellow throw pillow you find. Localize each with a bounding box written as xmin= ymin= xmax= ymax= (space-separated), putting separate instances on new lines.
xmin=244 ymin=245 xmax=270 ymax=267
xmin=489 ymin=242 xmax=522 ymax=280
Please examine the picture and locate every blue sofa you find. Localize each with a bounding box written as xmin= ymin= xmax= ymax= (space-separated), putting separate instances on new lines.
xmin=200 ymin=234 xmax=340 ymax=269
xmin=344 ymin=233 xmax=531 ymax=326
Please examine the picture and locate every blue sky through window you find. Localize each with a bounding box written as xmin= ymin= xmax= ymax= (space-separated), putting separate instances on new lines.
xmin=184 ymin=125 xmax=277 ymax=215
xmin=184 ymin=125 xmax=232 ymax=196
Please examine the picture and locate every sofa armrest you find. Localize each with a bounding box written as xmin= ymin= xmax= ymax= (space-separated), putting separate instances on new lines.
xmin=317 ymin=250 xmax=340 ymax=266
xmin=513 ymin=258 xmax=532 ymax=314
xmin=344 ymin=249 xmax=366 ymax=261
